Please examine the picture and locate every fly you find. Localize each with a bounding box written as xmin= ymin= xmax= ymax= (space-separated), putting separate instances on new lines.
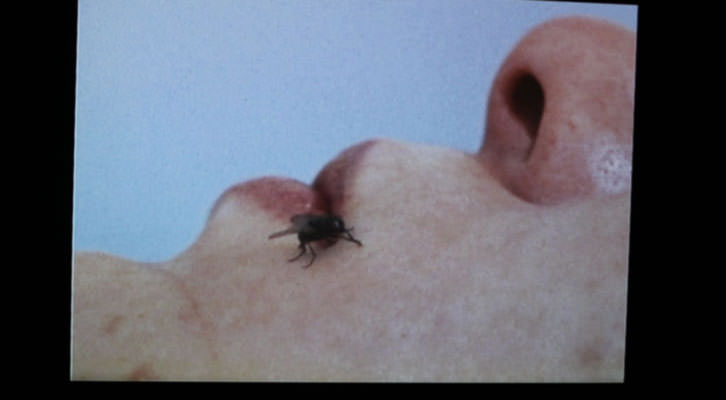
xmin=268 ymin=214 xmax=363 ymax=268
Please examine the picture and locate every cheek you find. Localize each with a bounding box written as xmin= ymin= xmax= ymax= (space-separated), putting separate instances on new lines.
xmin=479 ymin=16 xmax=636 ymax=205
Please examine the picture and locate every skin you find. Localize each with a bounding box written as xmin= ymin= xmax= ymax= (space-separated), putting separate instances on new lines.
xmin=72 ymin=16 xmax=635 ymax=381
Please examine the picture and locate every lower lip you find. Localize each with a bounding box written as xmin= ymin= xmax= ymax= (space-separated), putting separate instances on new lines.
xmin=209 ymin=176 xmax=326 ymax=221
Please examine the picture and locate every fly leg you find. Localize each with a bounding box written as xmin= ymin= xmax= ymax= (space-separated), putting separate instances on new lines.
xmin=288 ymin=242 xmax=307 ymax=262
xmin=289 ymin=242 xmax=316 ymax=268
xmin=301 ymin=244 xmax=316 ymax=268
xmin=339 ymin=231 xmax=362 ymax=246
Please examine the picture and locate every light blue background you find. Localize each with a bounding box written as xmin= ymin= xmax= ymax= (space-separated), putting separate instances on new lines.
xmin=74 ymin=0 xmax=637 ymax=262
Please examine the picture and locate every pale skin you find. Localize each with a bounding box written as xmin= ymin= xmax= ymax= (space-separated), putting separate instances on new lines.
xmin=72 ymin=16 xmax=635 ymax=381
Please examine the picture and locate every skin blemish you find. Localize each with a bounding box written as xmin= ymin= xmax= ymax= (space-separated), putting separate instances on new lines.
xmin=588 ymin=141 xmax=631 ymax=195
xmin=577 ymin=339 xmax=605 ymax=369
xmin=171 ymin=276 xmax=213 ymax=336
xmin=102 ymin=315 xmax=125 ymax=336
xmin=158 ymin=269 xmax=220 ymax=361
xmin=128 ymin=362 xmax=159 ymax=381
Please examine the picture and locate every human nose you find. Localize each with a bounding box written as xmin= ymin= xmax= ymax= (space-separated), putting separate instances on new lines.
xmin=479 ymin=16 xmax=636 ymax=205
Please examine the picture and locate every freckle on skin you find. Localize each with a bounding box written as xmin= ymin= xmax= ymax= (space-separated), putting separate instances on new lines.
xmin=158 ymin=270 xmax=212 ymax=336
xmin=158 ymin=269 xmax=221 ymax=361
xmin=128 ymin=363 xmax=159 ymax=381
xmin=102 ymin=315 xmax=124 ymax=336
xmin=578 ymin=342 xmax=604 ymax=368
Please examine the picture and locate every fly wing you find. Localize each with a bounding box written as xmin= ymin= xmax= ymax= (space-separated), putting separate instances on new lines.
xmin=290 ymin=214 xmax=313 ymax=229
xmin=269 ymin=214 xmax=318 ymax=239
xmin=268 ymin=227 xmax=298 ymax=239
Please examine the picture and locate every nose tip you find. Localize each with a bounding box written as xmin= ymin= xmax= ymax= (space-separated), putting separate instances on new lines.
xmin=479 ymin=16 xmax=636 ymax=205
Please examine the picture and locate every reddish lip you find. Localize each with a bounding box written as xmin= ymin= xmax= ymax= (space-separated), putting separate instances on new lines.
xmin=209 ymin=139 xmax=378 ymax=221
xmin=312 ymin=139 xmax=377 ymax=216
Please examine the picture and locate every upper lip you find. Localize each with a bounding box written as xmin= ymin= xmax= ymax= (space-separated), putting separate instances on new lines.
xmin=312 ymin=139 xmax=378 ymax=216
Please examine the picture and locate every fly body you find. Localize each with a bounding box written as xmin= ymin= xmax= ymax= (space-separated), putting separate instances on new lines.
xmin=268 ymin=214 xmax=362 ymax=268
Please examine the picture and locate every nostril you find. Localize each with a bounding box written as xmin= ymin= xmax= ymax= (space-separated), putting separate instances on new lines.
xmin=480 ymin=16 xmax=635 ymax=205
xmin=507 ymin=72 xmax=545 ymax=145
